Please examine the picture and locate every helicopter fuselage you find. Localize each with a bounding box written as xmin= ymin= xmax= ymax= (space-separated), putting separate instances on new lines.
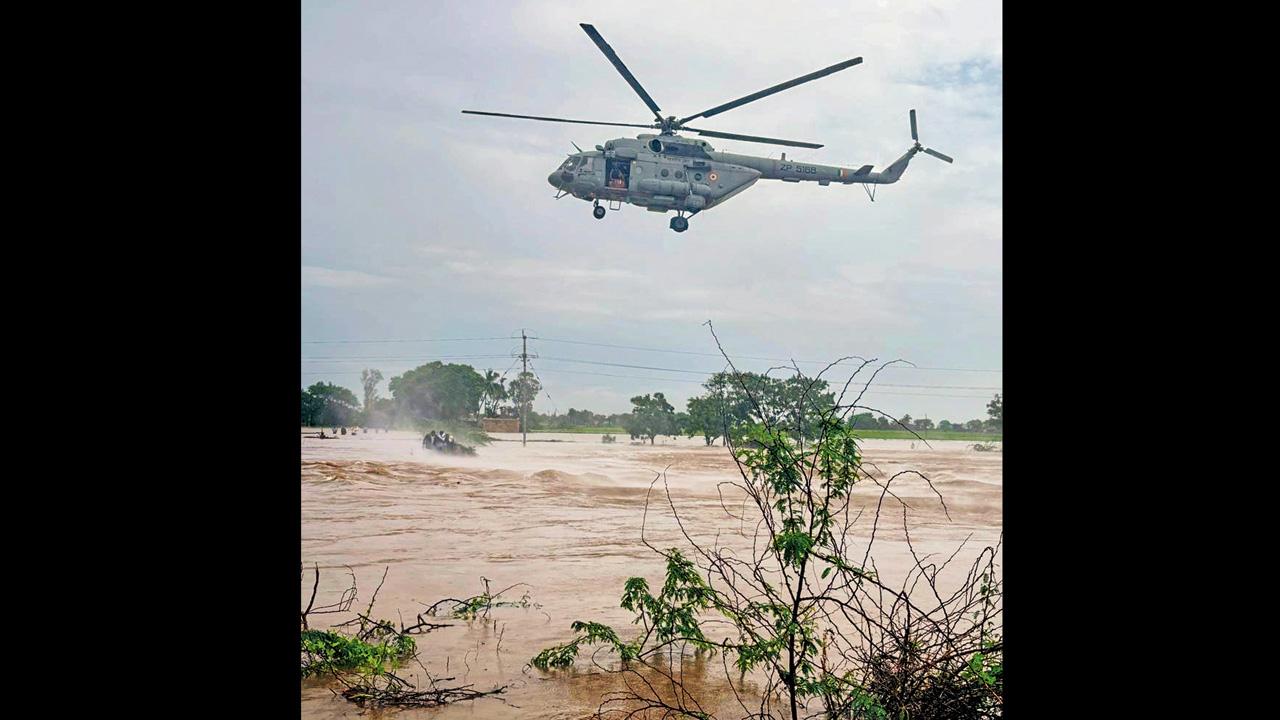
xmin=470 ymin=23 xmax=950 ymax=232
xmin=547 ymin=133 xmax=911 ymax=219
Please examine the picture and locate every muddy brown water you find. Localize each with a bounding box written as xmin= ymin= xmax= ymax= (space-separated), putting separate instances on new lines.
xmin=301 ymin=431 xmax=1002 ymax=719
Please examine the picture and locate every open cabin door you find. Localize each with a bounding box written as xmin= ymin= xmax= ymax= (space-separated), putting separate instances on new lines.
xmin=604 ymin=157 xmax=632 ymax=190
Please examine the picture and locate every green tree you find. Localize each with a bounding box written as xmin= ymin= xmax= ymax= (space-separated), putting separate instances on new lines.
xmin=301 ymin=389 xmax=320 ymax=426
xmin=684 ymin=395 xmax=724 ymax=445
xmin=915 ymin=418 xmax=934 ymax=432
xmin=387 ymin=362 xmax=486 ymax=422
xmin=775 ymin=375 xmax=837 ymax=440
xmin=302 ymin=382 xmax=361 ymax=427
xmin=849 ymin=412 xmax=877 ymax=429
xmin=683 ymin=371 xmax=833 ymax=445
xmin=360 ymin=368 xmax=383 ymax=414
xmin=623 ymin=393 xmax=676 ymax=444
xmin=986 ymin=393 xmax=1002 ymax=430
xmin=508 ymin=371 xmax=542 ymax=431
xmin=673 ymin=411 xmax=690 ymax=437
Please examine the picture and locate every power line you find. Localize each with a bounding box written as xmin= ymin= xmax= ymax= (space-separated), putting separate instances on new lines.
xmin=300 ymin=366 xmax=992 ymax=400
xmin=300 ymin=354 xmax=1001 ymax=392
xmin=301 ymin=354 xmax=511 ymax=362
xmin=504 ymin=367 xmax=992 ymax=399
xmin=533 ymin=357 xmax=1001 ymax=391
xmin=301 ymin=336 xmax=511 ymax=344
xmin=297 ymin=334 xmax=1002 ymax=373
xmin=525 ymin=359 xmax=557 ymax=415
xmin=538 ymin=334 xmax=1004 ymax=373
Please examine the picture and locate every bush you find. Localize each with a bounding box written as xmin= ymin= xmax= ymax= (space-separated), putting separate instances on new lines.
xmin=532 ymin=332 xmax=1002 ymax=719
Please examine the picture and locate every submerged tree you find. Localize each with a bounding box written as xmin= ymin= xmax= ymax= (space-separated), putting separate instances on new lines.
xmin=360 ymin=368 xmax=384 ymax=414
xmin=683 ymin=395 xmax=724 ymax=445
xmin=388 ymin=362 xmax=486 ymax=422
xmin=622 ymin=393 xmax=677 ymax=444
xmin=302 ymin=382 xmax=362 ymax=427
xmin=682 ymin=370 xmax=837 ymax=446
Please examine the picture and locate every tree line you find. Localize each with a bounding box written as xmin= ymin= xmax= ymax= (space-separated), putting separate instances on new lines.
xmin=300 ymin=362 xmax=1002 ymax=439
xmin=300 ymin=362 xmax=540 ymax=429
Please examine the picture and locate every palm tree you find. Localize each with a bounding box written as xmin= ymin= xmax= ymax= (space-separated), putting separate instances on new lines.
xmin=481 ymin=369 xmax=508 ymax=417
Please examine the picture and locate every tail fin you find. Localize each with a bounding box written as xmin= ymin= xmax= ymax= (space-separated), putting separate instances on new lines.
xmin=879 ymin=147 xmax=920 ymax=184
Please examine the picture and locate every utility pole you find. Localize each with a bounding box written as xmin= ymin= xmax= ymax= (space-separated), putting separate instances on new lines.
xmin=510 ymin=328 xmax=538 ymax=448
xmin=521 ymin=329 xmax=528 ymax=447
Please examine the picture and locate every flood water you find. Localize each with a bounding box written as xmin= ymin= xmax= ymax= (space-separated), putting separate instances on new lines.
xmin=301 ymin=430 xmax=1002 ymax=719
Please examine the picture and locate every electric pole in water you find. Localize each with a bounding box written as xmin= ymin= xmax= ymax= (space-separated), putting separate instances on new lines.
xmin=510 ymin=328 xmax=538 ymax=448
xmin=521 ymin=329 xmax=528 ymax=447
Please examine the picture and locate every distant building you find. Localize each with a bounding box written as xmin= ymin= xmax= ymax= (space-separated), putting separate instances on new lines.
xmin=482 ymin=417 xmax=520 ymax=433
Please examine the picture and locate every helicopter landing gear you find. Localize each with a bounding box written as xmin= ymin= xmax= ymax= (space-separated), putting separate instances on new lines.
xmin=593 ymin=203 xmax=606 ymax=220
xmin=670 ymin=214 xmax=689 ymax=233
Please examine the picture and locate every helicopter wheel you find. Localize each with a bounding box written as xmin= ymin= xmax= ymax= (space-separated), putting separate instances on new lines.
xmin=593 ymin=204 xmax=606 ymax=220
xmin=670 ymin=215 xmax=689 ymax=233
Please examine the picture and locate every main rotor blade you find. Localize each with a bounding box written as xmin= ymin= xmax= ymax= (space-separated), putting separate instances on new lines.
xmin=678 ymin=57 xmax=862 ymax=125
xmin=923 ymin=147 xmax=954 ymax=163
xmin=462 ymin=110 xmax=655 ymax=129
xmin=910 ymin=109 xmax=918 ymax=141
xmin=926 ymin=147 xmax=957 ymax=162
xmin=684 ymin=126 xmax=823 ymax=149
xmin=579 ymin=24 xmax=663 ymax=121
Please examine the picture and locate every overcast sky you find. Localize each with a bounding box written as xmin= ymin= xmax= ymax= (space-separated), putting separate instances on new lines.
xmin=301 ymin=0 xmax=1002 ymax=421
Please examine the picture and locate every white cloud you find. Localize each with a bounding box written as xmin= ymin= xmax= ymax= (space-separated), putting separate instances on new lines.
xmin=301 ymin=265 xmax=398 ymax=289
xmin=301 ymin=0 xmax=1002 ymax=419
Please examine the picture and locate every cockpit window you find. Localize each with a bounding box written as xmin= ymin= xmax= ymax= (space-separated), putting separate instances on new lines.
xmin=660 ymin=143 xmax=711 ymax=160
xmin=562 ymin=156 xmax=584 ymax=170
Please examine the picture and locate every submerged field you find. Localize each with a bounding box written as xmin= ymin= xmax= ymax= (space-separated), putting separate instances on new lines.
xmin=528 ymin=427 xmax=1002 ymax=441
xmin=301 ymin=430 xmax=1003 ymax=719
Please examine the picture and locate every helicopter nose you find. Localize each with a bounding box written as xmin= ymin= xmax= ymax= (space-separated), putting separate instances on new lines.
xmin=547 ymin=171 xmax=561 ymax=188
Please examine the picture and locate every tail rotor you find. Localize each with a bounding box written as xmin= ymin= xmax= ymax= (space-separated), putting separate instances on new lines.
xmin=909 ymin=109 xmax=953 ymax=163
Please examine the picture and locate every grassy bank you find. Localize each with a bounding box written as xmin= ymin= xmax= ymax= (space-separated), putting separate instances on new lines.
xmin=851 ymin=429 xmax=1002 ymax=441
xmin=528 ymin=427 xmax=627 ymax=434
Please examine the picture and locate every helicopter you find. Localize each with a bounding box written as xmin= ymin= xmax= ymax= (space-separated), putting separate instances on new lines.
xmin=463 ymin=23 xmax=953 ymax=233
